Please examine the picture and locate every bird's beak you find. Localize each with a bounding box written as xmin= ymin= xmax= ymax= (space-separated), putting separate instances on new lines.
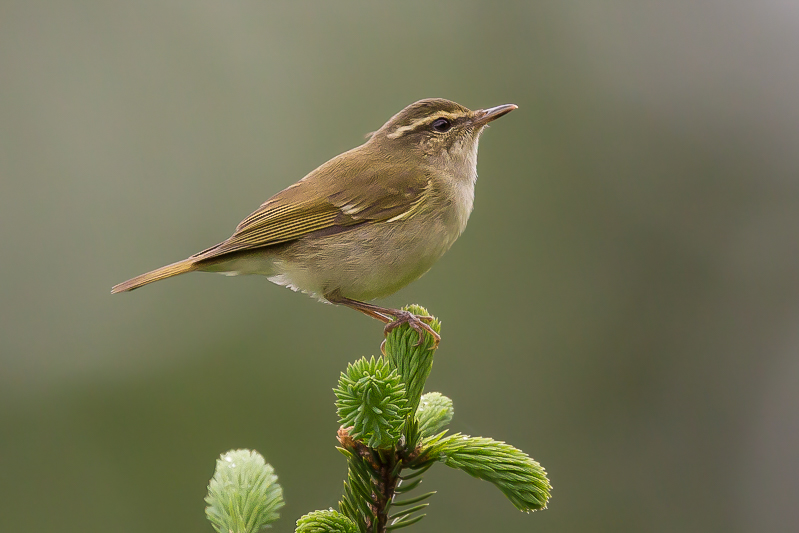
xmin=471 ymin=104 xmax=518 ymax=127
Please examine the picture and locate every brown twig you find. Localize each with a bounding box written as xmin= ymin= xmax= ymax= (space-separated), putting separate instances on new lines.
xmin=338 ymin=427 xmax=413 ymax=532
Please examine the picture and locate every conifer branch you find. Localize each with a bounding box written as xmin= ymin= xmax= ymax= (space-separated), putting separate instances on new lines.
xmin=205 ymin=449 xmax=284 ymax=533
xmin=202 ymin=305 xmax=551 ymax=533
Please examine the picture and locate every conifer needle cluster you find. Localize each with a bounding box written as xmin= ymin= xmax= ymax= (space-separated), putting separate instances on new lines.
xmin=203 ymin=305 xmax=551 ymax=532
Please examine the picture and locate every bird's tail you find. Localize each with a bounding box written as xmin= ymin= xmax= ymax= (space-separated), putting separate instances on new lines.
xmin=111 ymin=258 xmax=197 ymax=293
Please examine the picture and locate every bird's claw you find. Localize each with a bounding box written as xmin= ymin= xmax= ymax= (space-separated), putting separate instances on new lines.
xmin=383 ymin=310 xmax=440 ymax=348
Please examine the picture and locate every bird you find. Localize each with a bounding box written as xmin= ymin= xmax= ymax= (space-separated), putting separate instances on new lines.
xmin=112 ymin=98 xmax=517 ymax=346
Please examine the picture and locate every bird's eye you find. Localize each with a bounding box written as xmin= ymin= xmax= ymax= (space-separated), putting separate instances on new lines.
xmin=431 ymin=118 xmax=452 ymax=133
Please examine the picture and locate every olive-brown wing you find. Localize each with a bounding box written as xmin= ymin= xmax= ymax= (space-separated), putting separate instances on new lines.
xmin=192 ymin=162 xmax=431 ymax=261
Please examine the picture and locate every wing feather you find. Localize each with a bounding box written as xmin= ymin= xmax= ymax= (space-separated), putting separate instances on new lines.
xmin=193 ymin=151 xmax=431 ymax=262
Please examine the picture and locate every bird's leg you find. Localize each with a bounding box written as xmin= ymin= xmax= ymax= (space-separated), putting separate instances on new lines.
xmin=325 ymin=290 xmax=440 ymax=348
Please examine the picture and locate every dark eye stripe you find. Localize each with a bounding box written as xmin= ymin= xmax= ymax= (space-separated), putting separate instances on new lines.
xmin=387 ymin=113 xmax=461 ymax=139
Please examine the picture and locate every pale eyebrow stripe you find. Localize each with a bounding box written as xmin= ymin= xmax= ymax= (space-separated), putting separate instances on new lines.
xmin=386 ymin=112 xmax=461 ymax=139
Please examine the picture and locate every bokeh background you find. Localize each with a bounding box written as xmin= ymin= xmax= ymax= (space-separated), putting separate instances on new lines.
xmin=2 ymin=2 xmax=798 ymax=532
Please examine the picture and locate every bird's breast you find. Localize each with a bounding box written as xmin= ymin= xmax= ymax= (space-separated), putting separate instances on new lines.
xmin=268 ymin=203 xmax=468 ymax=302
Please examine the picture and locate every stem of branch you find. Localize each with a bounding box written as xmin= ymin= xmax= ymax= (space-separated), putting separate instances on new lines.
xmin=339 ymin=427 xmax=418 ymax=533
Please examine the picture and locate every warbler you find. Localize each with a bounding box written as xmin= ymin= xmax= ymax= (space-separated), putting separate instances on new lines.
xmin=113 ymin=98 xmax=517 ymax=345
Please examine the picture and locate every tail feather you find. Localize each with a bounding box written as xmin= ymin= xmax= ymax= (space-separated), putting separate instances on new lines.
xmin=111 ymin=258 xmax=197 ymax=293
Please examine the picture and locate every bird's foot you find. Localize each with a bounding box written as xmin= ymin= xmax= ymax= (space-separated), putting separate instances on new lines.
xmin=384 ymin=310 xmax=440 ymax=348
xmin=324 ymin=290 xmax=440 ymax=352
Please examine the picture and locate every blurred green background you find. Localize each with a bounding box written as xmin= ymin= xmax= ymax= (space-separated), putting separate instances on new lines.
xmin=2 ymin=1 xmax=798 ymax=532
